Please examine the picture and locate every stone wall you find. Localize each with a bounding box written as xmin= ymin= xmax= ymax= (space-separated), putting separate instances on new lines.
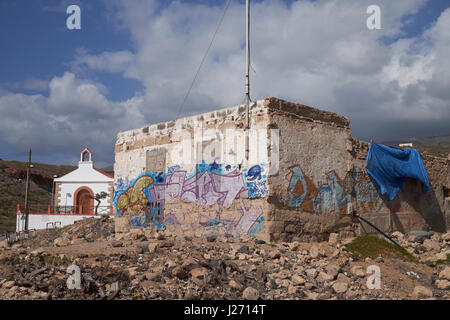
xmin=264 ymin=97 xmax=355 ymax=241
xmin=349 ymin=139 xmax=449 ymax=235
xmin=113 ymin=99 xmax=273 ymax=239
xmin=113 ymin=97 xmax=449 ymax=242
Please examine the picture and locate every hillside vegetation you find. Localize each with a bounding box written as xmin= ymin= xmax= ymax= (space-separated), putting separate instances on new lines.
xmin=382 ymin=134 xmax=450 ymax=158
xmin=0 ymin=159 xmax=77 ymax=233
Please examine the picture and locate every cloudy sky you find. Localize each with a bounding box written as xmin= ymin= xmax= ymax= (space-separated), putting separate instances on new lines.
xmin=0 ymin=0 xmax=449 ymax=167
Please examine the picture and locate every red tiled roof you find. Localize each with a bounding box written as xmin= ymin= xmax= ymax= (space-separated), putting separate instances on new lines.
xmin=94 ymin=168 xmax=114 ymax=179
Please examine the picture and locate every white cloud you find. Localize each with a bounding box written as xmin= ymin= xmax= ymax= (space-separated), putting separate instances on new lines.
xmin=3 ymin=0 xmax=450 ymax=163
xmin=73 ymin=50 xmax=135 ymax=73
xmin=0 ymin=72 xmax=146 ymax=162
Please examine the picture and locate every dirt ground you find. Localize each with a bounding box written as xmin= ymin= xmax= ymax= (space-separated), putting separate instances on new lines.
xmin=0 ymin=217 xmax=449 ymax=300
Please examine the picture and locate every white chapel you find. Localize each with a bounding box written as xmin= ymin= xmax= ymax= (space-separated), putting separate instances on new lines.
xmin=53 ymin=148 xmax=114 ymax=215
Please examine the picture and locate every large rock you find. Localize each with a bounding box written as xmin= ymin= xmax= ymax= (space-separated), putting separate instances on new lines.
xmin=115 ymin=216 xmax=130 ymax=233
xmin=145 ymin=272 xmax=161 ymax=282
xmin=291 ymin=275 xmax=306 ymax=286
xmin=442 ymin=233 xmax=450 ymax=242
xmin=229 ymin=279 xmax=244 ymax=290
xmin=30 ymin=248 xmax=45 ymax=256
xmin=439 ymin=267 xmax=450 ymax=281
xmin=422 ymin=239 xmax=440 ymax=251
xmin=411 ymin=286 xmax=433 ymax=299
xmin=435 ymin=280 xmax=450 ymax=290
xmin=111 ymin=240 xmax=123 ymax=248
xmin=407 ymin=230 xmax=433 ymax=243
xmin=328 ymin=233 xmax=339 ymax=246
xmin=172 ymin=266 xmax=187 ymax=279
xmin=53 ymin=237 xmax=70 ymax=247
xmin=305 ymin=268 xmax=318 ymax=279
xmin=148 ymin=243 xmax=158 ymax=253
xmin=0 ymin=240 xmax=8 ymax=248
xmin=189 ymin=267 xmax=210 ymax=279
xmin=317 ymin=271 xmax=334 ymax=283
xmin=309 ymin=245 xmax=321 ymax=259
xmin=391 ymin=231 xmax=404 ymax=240
xmin=332 ymin=282 xmax=348 ymax=294
xmin=242 ymin=287 xmax=259 ymax=300
xmin=325 ymin=264 xmax=340 ymax=279
xmin=2 ymin=281 xmax=15 ymax=289
xmin=350 ymin=265 xmax=365 ymax=277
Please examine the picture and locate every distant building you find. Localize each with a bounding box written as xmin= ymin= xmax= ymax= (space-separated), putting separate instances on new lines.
xmin=16 ymin=148 xmax=114 ymax=232
xmin=399 ymin=143 xmax=413 ymax=148
xmin=54 ymin=148 xmax=114 ymax=214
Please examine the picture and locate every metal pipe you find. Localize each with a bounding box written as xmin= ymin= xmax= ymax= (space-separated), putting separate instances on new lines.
xmin=353 ymin=213 xmax=402 ymax=248
xmin=245 ymin=0 xmax=250 ymax=161
xmin=24 ymin=149 xmax=31 ymax=231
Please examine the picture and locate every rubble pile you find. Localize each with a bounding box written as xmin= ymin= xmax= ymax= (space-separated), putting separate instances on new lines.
xmin=0 ymin=218 xmax=449 ymax=300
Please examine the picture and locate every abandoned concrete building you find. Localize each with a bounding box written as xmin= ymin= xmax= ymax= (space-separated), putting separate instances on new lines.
xmin=113 ymin=97 xmax=450 ymax=242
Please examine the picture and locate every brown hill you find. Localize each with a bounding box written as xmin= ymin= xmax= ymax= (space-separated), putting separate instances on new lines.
xmin=0 ymin=159 xmax=77 ymax=233
xmin=381 ymin=134 xmax=450 ymax=158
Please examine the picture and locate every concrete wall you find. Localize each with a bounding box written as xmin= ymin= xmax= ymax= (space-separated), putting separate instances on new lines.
xmin=349 ymin=139 xmax=449 ymax=235
xmin=114 ymin=99 xmax=274 ymax=238
xmin=264 ymin=97 xmax=355 ymax=241
xmin=113 ymin=97 xmax=449 ymax=241
xmin=16 ymin=213 xmax=108 ymax=233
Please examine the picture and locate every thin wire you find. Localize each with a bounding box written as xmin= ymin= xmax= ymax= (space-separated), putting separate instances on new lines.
xmin=176 ymin=0 xmax=233 ymax=120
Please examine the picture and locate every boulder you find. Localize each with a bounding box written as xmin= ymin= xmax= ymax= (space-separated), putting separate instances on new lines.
xmin=407 ymin=230 xmax=433 ymax=243
xmin=328 ymin=233 xmax=339 ymax=246
xmin=53 ymin=237 xmax=70 ymax=247
xmin=30 ymin=248 xmax=45 ymax=256
xmin=111 ymin=241 xmax=123 ymax=248
xmin=438 ymin=266 xmax=450 ymax=281
xmin=350 ymin=265 xmax=365 ymax=277
xmin=435 ymin=280 xmax=450 ymax=290
xmin=189 ymin=267 xmax=210 ymax=279
xmin=229 ymin=279 xmax=244 ymax=290
xmin=242 ymin=287 xmax=259 ymax=300
xmin=2 ymin=281 xmax=15 ymax=289
xmin=145 ymin=272 xmax=161 ymax=282
xmin=309 ymin=245 xmax=321 ymax=259
xmin=305 ymin=268 xmax=318 ymax=279
xmin=148 ymin=243 xmax=158 ymax=253
xmin=411 ymin=286 xmax=433 ymax=299
xmin=325 ymin=264 xmax=340 ymax=279
xmin=332 ymin=282 xmax=348 ymax=294
xmin=442 ymin=233 xmax=450 ymax=242
xmin=422 ymin=239 xmax=440 ymax=251
xmin=291 ymin=275 xmax=306 ymax=286
xmin=172 ymin=266 xmax=187 ymax=279
xmin=391 ymin=231 xmax=404 ymax=239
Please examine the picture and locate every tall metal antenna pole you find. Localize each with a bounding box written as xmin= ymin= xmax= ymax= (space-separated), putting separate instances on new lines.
xmin=24 ymin=149 xmax=31 ymax=231
xmin=245 ymin=0 xmax=250 ymax=161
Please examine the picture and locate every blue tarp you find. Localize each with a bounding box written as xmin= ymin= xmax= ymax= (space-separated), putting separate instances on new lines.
xmin=365 ymin=143 xmax=431 ymax=201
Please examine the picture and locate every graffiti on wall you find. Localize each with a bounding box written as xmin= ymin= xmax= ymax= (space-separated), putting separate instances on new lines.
xmin=113 ymin=161 xmax=268 ymax=235
xmin=285 ymin=165 xmax=385 ymax=214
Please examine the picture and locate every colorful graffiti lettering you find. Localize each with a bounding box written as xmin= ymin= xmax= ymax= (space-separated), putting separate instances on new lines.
xmin=285 ymin=165 xmax=385 ymax=214
xmin=113 ymin=161 xmax=268 ymax=235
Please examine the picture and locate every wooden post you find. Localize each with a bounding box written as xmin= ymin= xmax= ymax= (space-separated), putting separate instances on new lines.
xmin=24 ymin=149 xmax=31 ymax=231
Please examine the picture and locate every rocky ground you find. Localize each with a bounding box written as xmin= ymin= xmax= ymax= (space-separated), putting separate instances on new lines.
xmin=0 ymin=216 xmax=449 ymax=300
